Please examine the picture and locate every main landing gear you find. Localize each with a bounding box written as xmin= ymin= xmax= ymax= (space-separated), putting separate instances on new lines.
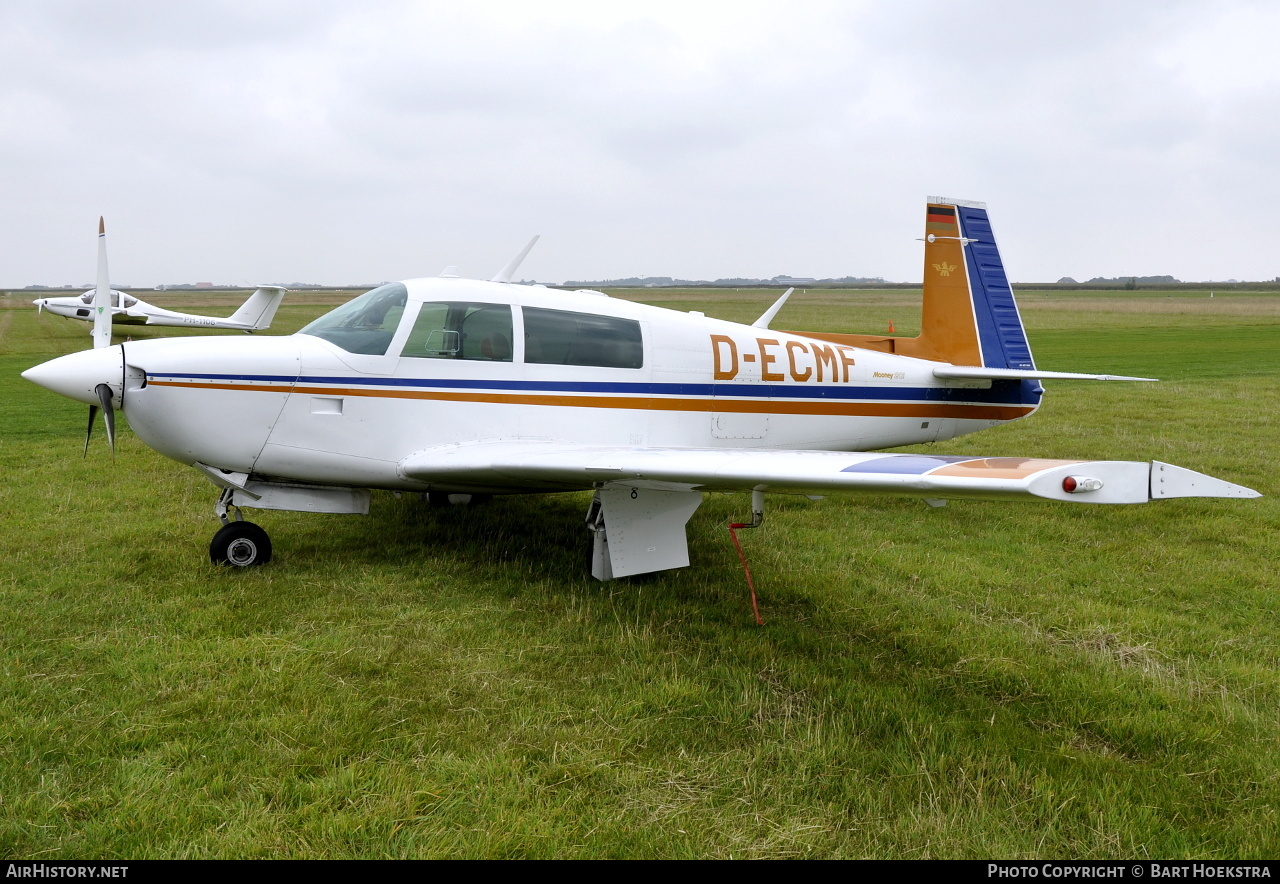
xmin=210 ymin=487 xmax=273 ymax=567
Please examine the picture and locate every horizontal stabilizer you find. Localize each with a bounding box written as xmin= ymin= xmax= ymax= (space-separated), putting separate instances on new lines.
xmin=934 ymin=366 xmax=1157 ymax=382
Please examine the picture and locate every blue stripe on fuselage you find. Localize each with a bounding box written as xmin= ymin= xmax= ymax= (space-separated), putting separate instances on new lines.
xmin=146 ymin=372 xmax=1041 ymax=406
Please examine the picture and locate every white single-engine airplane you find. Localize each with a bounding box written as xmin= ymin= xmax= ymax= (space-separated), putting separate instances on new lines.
xmin=33 ymin=221 xmax=286 ymax=336
xmin=22 ymin=200 xmax=1259 ymax=579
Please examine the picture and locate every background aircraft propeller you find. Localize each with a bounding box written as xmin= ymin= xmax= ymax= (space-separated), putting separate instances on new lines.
xmin=92 ymin=217 xmax=112 ymax=350
xmin=84 ymin=217 xmax=117 ymax=455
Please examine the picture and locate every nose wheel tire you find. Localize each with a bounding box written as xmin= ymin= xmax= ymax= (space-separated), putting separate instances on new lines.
xmin=210 ymin=521 xmax=273 ymax=567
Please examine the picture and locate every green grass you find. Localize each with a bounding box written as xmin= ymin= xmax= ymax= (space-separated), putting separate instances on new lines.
xmin=1 ymin=291 xmax=1278 ymax=858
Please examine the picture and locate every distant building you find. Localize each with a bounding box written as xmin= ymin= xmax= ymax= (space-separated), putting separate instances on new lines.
xmin=773 ymin=276 xmax=817 ymax=285
xmin=195 ymin=282 xmax=213 ymax=289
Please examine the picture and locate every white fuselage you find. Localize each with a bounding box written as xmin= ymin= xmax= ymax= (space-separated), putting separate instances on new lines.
xmin=34 ymin=290 xmax=266 ymax=330
xmin=35 ymin=290 xmax=153 ymax=324
xmin=101 ymin=278 xmax=1039 ymax=494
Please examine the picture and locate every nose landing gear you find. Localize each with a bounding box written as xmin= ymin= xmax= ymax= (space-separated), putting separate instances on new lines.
xmin=210 ymin=487 xmax=272 ymax=567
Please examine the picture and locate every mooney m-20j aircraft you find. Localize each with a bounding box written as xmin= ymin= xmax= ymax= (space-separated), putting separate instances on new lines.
xmin=33 ymin=222 xmax=286 ymax=335
xmin=22 ymin=200 xmax=1259 ymax=578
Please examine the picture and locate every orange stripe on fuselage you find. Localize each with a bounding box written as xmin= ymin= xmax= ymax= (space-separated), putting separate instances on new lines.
xmin=147 ymin=379 xmax=1035 ymax=421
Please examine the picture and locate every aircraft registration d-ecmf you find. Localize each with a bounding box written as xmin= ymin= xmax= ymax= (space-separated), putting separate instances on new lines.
xmin=22 ymin=199 xmax=1259 ymax=580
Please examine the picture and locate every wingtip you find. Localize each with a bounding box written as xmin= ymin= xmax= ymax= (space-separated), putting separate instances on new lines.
xmin=98 ymin=217 xmax=105 ymax=235
xmin=1150 ymin=461 xmax=1262 ymax=500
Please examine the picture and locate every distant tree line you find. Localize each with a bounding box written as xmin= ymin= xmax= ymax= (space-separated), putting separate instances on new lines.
xmin=1057 ymin=275 xmax=1181 ymax=286
xmin=561 ymin=275 xmax=888 ymax=287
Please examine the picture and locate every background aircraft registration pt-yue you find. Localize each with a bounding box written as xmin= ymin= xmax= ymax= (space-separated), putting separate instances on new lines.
xmin=22 ymin=199 xmax=1259 ymax=583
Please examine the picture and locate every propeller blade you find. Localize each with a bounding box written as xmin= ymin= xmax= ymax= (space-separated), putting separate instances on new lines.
xmin=92 ymin=217 xmax=112 ymax=350
xmin=84 ymin=403 xmax=98 ymax=457
xmin=95 ymin=383 xmax=115 ymax=455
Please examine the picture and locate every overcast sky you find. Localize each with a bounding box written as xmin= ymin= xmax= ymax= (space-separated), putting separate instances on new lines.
xmin=3 ymin=1 xmax=1278 ymax=287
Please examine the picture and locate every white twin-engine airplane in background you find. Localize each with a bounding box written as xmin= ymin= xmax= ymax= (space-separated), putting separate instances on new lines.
xmin=32 ymin=221 xmax=286 ymax=335
xmin=22 ymin=199 xmax=1259 ymax=579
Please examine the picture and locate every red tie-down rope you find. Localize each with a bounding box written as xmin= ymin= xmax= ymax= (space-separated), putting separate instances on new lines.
xmin=728 ymin=521 xmax=764 ymax=626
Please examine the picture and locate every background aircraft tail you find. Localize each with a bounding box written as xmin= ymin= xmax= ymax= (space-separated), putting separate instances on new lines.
xmin=786 ymin=198 xmax=1035 ymax=370
xmin=228 ymin=286 xmax=287 ymax=330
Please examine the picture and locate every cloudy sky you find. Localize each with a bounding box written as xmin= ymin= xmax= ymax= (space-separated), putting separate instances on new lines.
xmin=2 ymin=1 xmax=1277 ymax=287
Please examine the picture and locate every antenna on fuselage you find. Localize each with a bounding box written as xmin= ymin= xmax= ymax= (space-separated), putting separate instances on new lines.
xmin=490 ymin=235 xmax=540 ymax=283
xmin=751 ymin=287 xmax=794 ymax=329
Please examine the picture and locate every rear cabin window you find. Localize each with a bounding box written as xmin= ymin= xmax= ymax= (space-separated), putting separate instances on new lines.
xmin=402 ymin=302 xmax=513 ymax=362
xmin=522 ymin=307 xmax=643 ymax=369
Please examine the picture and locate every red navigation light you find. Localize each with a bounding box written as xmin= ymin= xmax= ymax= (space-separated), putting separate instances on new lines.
xmin=1062 ymin=475 xmax=1103 ymax=493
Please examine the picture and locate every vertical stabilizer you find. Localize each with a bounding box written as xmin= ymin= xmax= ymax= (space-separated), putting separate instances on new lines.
xmin=228 ymin=285 xmax=288 ymax=329
xmin=944 ymin=200 xmax=1034 ymax=370
xmin=916 ymin=201 xmax=982 ymax=366
xmin=783 ymin=199 xmax=1035 ymax=370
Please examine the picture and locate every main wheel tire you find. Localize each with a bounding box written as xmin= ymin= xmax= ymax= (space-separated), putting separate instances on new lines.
xmin=210 ymin=521 xmax=273 ymax=567
xmin=427 ymin=492 xmax=493 ymax=507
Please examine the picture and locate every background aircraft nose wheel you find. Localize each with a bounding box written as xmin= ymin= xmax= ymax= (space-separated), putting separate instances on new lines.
xmin=210 ymin=521 xmax=273 ymax=567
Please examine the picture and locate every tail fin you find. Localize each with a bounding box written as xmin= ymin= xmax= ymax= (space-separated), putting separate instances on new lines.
xmin=785 ymin=198 xmax=1034 ymax=369
xmin=926 ymin=198 xmax=1034 ymax=370
xmin=228 ymin=285 xmax=287 ymax=330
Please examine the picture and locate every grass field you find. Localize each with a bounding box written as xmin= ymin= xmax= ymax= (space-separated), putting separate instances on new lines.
xmin=1 ymin=287 xmax=1278 ymax=858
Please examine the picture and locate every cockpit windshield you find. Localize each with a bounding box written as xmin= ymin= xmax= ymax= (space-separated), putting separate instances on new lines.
xmin=79 ymin=291 xmax=137 ymax=308
xmin=298 ymin=283 xmax=409 ymax=355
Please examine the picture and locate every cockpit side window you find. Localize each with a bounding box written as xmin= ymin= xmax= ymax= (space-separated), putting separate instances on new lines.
xmin=402 ymin=302 xmax=513 ymax=362
xmin=523 ymin=307 xmax=643 ymax=368
xmin=298 ymin=283 xmax=409 ymax=356
xmin=80 ymin=290 xmax=136 ymax=308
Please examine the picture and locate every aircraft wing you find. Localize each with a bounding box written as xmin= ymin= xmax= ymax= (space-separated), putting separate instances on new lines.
xmin=399 ymin=441 xmax=1259 ymax=504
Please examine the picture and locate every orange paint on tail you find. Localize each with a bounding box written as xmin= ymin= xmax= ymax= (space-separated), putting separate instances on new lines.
xmin=784 ymin=200 xmax=985 ymax=367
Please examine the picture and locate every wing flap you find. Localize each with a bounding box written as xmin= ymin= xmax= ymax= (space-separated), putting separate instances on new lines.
xmin=398 ymin=442 xmax=1259 ymax=503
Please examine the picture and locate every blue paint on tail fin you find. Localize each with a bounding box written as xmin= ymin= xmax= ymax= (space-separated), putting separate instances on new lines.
xmin=957 ymin=206 xmax=1035 ymax=371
